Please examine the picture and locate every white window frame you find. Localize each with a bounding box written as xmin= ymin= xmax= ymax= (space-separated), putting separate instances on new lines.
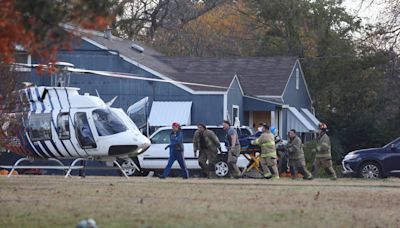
xmin=13 ymin=53 xmax=32 ymax=72
xmin=295 ymin=68 xmax=300 ymax=90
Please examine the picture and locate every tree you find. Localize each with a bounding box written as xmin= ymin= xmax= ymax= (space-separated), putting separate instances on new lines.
xmin=0 ymin=0 xmax=119 ymax=150
xmin=151 ymin=0 xmax=264 ymax=56
xmin=0 ymin=0 xmax=117 ymax=64
xmin=114 ymin=0 xmax=229 ymax=40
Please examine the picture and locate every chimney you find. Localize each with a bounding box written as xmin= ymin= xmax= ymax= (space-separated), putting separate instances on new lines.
xmin=104 ymin=27 xmax=112 ymax=39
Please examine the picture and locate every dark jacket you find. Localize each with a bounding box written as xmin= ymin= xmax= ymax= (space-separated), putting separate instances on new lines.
xmin=193 ymin=129 xmax=220 ymax=152
xmin=166 ymin=130 xmax=184 ymax=152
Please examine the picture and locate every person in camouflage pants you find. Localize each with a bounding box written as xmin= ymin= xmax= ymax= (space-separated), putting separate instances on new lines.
xmin=193 ymin=123 xmax=221 ymax=178
xmin=312 ymin=123 xmax=337 ymax=180
xmin=286 ymin=129 xmax=313 ymax=180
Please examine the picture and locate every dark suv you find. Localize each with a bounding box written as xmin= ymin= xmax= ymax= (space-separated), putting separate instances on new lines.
xmin=342 ymin=137 xmax=400 ymax=178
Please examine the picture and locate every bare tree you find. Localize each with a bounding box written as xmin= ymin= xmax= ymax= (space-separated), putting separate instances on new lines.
xmin=114 ymin=0 xmax=230 ymax=40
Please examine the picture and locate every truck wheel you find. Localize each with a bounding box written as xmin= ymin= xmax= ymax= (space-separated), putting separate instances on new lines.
xmin=215 ymin=157 xmax=229 ymax=177
xmin=120 ymin=158 xmax=139 ymax=176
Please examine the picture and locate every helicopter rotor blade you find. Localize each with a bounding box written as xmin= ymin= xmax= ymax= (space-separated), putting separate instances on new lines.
xmin=66 ymin=67 xmax=228 ymax=90
xmin=10 ymin=63 xmax=47 ymax=69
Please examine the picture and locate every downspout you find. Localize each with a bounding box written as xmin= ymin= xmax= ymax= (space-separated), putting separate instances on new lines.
xmin=223 ymin=92 xmax=228 ymax=121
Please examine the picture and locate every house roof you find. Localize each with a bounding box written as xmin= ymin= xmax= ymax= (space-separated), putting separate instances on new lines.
xmin=75 ymin=27 xmax=297 ymax=96
xmin=86 ymin=35 xmax=178 ymax=76
xmin=155 ymin=56 xmax=298 ymax=95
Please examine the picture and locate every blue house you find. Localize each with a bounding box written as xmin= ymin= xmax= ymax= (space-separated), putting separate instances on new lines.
xmin=21 ymin=27 xmax=320 ymax=139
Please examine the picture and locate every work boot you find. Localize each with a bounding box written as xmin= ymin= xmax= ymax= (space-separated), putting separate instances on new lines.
xmin=272 ymin=175 xmax=280 ymax=180
xmin=303 ymin=176 xmax=313 ymax=180
xmin=263 ymin=173 xmax=272 ymax=179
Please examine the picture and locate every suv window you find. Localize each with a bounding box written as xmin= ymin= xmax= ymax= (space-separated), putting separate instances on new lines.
xmin=182 ymin=129 xmax=196 ymax=143
xmin=210 ymin=128 xmax=252 ymax=142
xmin=151 ymin=130 xmax=170 ymax=144
xmin=237 ymin=128 xmax=252 ymax=137
xmin=151 ymin=127 xmax=252 ymax=144
xmin=210 ymin=128 xmax=226 ymax=142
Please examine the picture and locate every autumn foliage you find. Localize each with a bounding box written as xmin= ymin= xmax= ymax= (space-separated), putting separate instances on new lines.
xmin=0 ymin=0 xmax=115 ymax=64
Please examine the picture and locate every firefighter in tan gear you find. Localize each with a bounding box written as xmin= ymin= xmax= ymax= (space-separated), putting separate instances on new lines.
xmin=286 ymin=129 xmax=313 ymax=180
xmin=251 ymin=123 xmax=279 ymax=179
xmin=193 ymin=123 xmax=221 ymax=178
xmin=312 ymin=123 xmax=337 ymax=180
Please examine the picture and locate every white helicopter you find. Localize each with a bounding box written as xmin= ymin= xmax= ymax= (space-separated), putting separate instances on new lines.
xmin=0 ymin=62 xmax=227 ymax=178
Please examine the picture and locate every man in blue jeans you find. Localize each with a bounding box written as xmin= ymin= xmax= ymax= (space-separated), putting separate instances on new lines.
xmin=160 ymin=122 xmax=189 ymax=179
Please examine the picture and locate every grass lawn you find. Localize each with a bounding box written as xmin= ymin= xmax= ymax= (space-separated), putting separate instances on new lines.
xmin=1 ymin=176 xmax=400 ymax=227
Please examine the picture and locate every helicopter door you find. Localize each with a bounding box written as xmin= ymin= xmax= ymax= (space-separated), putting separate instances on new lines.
xmin=74 ymin=112 xmax=97 ymax=149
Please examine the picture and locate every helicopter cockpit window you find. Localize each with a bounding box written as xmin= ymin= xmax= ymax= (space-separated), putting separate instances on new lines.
xmin=57 ymin=113 xmax=70 ymax=140
xmin=74 ymin=112 xmax=96 ymax=149
xmin=92 ymin=109 xmax=127 ymax=136
xmin=29 ymin=113 xmax=52 ymax=141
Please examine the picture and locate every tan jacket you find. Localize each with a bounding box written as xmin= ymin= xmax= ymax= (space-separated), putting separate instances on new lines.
xmin=252 ymin=132 xmax=277 ymax=158
xmin=286 ymin=136 xmax=305 ymax=160
xmin=316 ymin=133 xmax=331 ymax=158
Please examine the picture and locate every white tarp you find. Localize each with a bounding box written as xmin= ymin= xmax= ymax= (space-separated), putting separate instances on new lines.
xmin=148 ymin=101 xmax=192 ymax=126
xmin=287 ymin=107 xmax=316 ymax=132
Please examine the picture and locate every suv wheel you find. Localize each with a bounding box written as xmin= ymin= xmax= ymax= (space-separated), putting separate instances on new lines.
xmin=359 ymin=161 xmax=382 ymax=179
xmin=215 ymin=160 xmax=229 ymax=177
xmin=120 ymin=158 xmax=139 ymax=176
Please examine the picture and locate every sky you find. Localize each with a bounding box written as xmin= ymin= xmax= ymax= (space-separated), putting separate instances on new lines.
xmin=342 ymin=0 xmax=388 ymax=24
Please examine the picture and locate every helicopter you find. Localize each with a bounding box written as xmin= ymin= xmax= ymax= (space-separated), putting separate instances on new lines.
xmin=0 ymin=62 xmax=227 ymax=178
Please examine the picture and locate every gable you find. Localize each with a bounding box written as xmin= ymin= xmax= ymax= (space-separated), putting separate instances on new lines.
xmin=282 ymin=60 xmax=312 ymax=109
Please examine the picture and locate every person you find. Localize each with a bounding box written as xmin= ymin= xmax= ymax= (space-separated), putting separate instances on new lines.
xmin=271 ymin=127 xmax=289 ymax=175
xmin=251 ymin=123 xmax=279 ymax=179
xmin=193 ymin=123 xmax=221 ymax=178
xmin=78 ymin=160 xmax=87 ymax=178
xmin=223 ymin=120 xmax=241 ymax=178
xmin=312 ymin=123 xmax=337 ymax=180
xmin=286 ymin=129 xmax=313 ymax=180
xmin=254 ymin=123 xmax=264 ymax=138
xmin=160 ymin=122 xmax=189 ymax=179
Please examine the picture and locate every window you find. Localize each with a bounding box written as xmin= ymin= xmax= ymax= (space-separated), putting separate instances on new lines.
xmin=237 ymin=128 xmax=252 ymax=137
xmin=212 ymin=128 xmax=227 ymax=142
xmin=211 ymin=127 xmax=252 ymax=142
xmin=74 ymin=112 xmax=96 ymax=149
xmin=395 ymin=142 xmax=400 ymax=150
xmin=232 ymin=105 xmax=240 ymax=126
xmin=182 ymin=129 xmax=196 ymax=143
xmin=296 ymin=68 xmax=300 ymax=90
xmin=13 ymin=52 xmax=31 ymax=72
xmin=57 ymin=113 xmax=70 ymax=140
xmin=151 ymin=130 xmax=170 ymax=144
xmin=92 ymin=109 xmax=127 ymax=136
xmin=29 ymin=113 xmax=52 ymax=141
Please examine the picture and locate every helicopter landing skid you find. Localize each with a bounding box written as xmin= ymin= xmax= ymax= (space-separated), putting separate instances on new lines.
xmin=6 ymin=157 xmax=67 ymax=178
xmin=64 ymin=158 xmax=130 ymax=179
xmin=113 ymin=160 xmax=129 ymax=179
xmin=64 ymin=158 xmax=87 ymax=178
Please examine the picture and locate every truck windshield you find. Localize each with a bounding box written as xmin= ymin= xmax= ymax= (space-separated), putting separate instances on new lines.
xmin=92 ymin=109 xmax=127 ymax=136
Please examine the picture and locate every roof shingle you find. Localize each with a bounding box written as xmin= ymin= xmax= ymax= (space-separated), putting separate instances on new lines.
xmin=82 ymin=30 xmax=297 ymax=96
